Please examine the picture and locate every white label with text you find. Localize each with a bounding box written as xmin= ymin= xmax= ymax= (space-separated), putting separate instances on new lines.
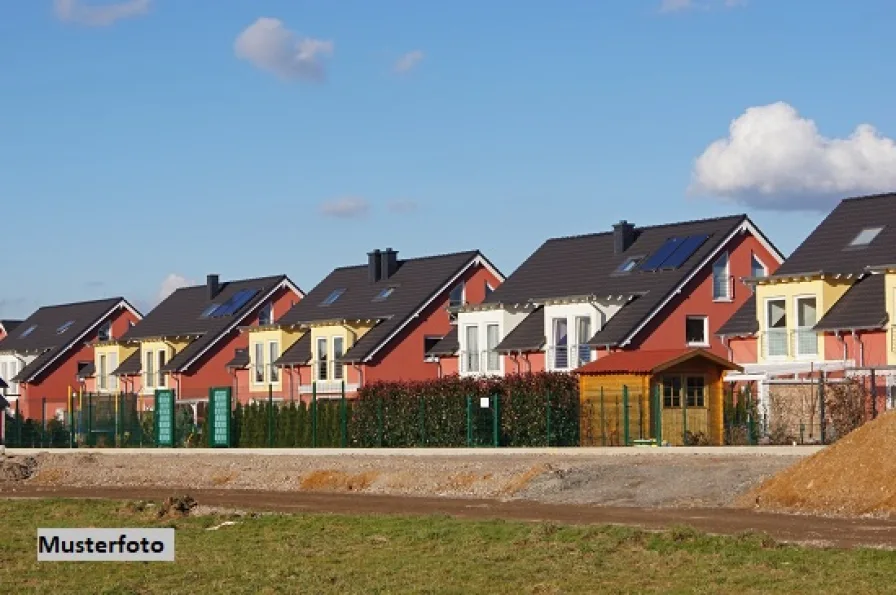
xmin=37 ymin=528 xmax=175 ymax=562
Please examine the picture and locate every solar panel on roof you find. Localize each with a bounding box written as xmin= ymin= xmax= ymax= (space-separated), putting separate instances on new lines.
xmin=213 ymin=289 xmax=259 ymax=317
xmin=639 ymin=237 xmax=684 ymax=272
xmin=659 ymin=234 xmax=710 ymax=269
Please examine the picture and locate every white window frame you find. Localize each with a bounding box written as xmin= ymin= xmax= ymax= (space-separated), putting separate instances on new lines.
xmin=764 ymin=296 xmax=788 ymax=359
xmin=108 ymin=352 xmax=118 ymax=392
xmin=551 ymin=317 xmax=569 ymax=370
xmin=268 ymin=341 xmax=280 ymax=383
xmin=145 ymin=351 xmax=155 ymax=390
xmin=685 ymin=315 xmax=710 ymax=347
xmin=316 ymin=338 xmax=328 ymax=381
xmin=157 ymin=350 xmax=167 ymax=388
xmin=98 ymin=320 xmax=112 ymax=342
xmin=486 ymin=323 xmax=500 ymax=373
xmin=252 ymin=342 xmax=265 ymax=384
xmin=258 ymin=302 xmax=274 ymax=326
xmin=575 ymin=316 xmax=592 ymax=367
xmin=793 ymin=294 xmax=819 ymax=359
xmin=712 ymin=252 xmax=731 ymax=301
xmin=464 ymin=325 xmax=479 ymax=373
xmin=98 ymin=354 xmax=108 ymax=391
xmin=333 ymin=337 xmax=345 ymax=381
xmin=750 ymin=252 xmax=768 ymax=279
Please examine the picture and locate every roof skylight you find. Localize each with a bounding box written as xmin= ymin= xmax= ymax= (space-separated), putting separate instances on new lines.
xmin=616 ymin=257 xmax=642 ymax=273
xmin=56 ymin=320 xmax=75 ymax=334
xmin=20 ymin=324 xmax=37 ymax=338
xmin=321 ymin=288 xmax=346 ymax=306
xmin=373 ymin=287 xmax=396 ymax=302
xmin=848 ymin=226 xmax=884 ymax=248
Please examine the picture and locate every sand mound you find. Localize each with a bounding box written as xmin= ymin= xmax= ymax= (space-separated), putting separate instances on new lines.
xmin=741 ymin=411 xmax=896 ymax=517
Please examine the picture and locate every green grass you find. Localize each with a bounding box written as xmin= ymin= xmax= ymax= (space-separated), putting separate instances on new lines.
xmin=1 ymin=499 xmax=894 ymax=594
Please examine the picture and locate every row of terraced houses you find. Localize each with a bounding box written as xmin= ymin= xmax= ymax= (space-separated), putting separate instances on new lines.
xmin=2 ymin=192 xmax=896 ymax=424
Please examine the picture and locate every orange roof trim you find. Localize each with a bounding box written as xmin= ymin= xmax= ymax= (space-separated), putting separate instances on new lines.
xmin=574 ymin=348 xmax=742 ymax=376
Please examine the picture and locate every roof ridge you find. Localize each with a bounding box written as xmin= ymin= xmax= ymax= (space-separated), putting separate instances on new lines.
xmin=31 ymin=296 xmax=124 ymax=311
xmin=329 ymin=249 xmax=480 ymax=272
xmin=171 ymin=274 xmax=287 ymax=292
xmin=544 ymin=214 xmax=746 ymax=243
xmin=840 ymin=192 xmax=896 ymax=203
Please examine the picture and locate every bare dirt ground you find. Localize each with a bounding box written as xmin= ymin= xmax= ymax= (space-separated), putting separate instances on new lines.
xmin=0 ymin=451 xmax=802 ymax=507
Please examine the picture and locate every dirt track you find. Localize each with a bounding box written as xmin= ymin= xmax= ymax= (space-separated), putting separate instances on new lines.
xmin=6 ymin=485 xmax=896 ymax=549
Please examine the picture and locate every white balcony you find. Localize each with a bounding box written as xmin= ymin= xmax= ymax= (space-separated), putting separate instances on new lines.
xmin=459 ymin=350 xmax=502 ymax=375
xmin=763 ymin=329 xmax=789 ymax=358
xmin=303 ymin=361 xmax=359 ymax=395
xmin=546 ymin=344 xmax=592 ymax=371
xmin=794 ymin=327 xmax=818 ymax=357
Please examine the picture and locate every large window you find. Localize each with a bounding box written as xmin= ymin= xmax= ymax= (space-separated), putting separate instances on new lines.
xmin=713 ymin=252 xmax=730 ymax=300
xmin=450 ymin=282 xmax=465 ymax=308
xmin=464 ymin=325 xmax=479 ymax=372
xmin=258 ymin=303 xmax=273 ymax=326
xmin=108 ymin=353 xmax=118 ymax=391
xmin=795 ymin=296 xmax=818 ymax=356
xmin=486 ymin=324 xmax=500 ymax=372
xmin=751 ymin=254 xmax=767 ymax=278
xmin=663 ymin=376 xmax=707 ymax=409
xmin=317 ymin=338 xmax=328 ymax=381
xmin=98 ymin=354 xmax=107 ymax=390
xmin=552 ymin=318 xmax=568 ymax=369
xmin=765 ymin=298 xmax=787 ymax=357
xmin=157 ymin=351 xmax=167 ymax=387
xmin=98 ymin=321 xmax=112 ymax=342
xmin=269 ymin=342 xmax=280 ymax=382
xmin=685 ymin=316 xmax=708 ymax=347
xmin=662 ymin=376 xmax=682 ymax=408
xmin=254 ymin=343 xmax=265 ymax=383
xmin=576 ymin=317 xmax=592 ymax=366
xmin=145 ymin=351 xmax=155 ymax=389
xmin=333 ymin=337 xmax=344 ymax=381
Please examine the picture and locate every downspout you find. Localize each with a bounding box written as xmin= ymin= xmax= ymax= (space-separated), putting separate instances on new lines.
xmin=514 ymin=351 xmax=521 ymax=374
xmin=524 ymin=353 xmax=532 ymax=373
xmin=835 ymin=331 xmax=847 ymax=362
xmin=352 ymin=363 xmax=364 ymax=389
xmin=436 ymin=358 xmax=443 ymax=379
xmin=723 ymin=336 xmax=733 ymax=362
xmin=851 ymin=330 xmax=865 ymax=367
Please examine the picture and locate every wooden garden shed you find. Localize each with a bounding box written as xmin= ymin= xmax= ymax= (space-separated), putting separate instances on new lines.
xmin=575 ymin=349 xmax=742 ymax=446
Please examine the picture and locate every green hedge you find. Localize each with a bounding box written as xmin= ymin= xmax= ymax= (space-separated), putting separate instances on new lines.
xmin=230 ymin=400 xmax=348 ymax=448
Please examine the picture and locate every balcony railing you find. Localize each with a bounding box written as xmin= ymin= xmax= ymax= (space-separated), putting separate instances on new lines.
xmin=459 ymin=350 xmax=502 ymax=375
xmin=142 ymin=372 xmax=168 ymax=392
xmin=763 ymin=329 xmax=789 ymax=358
xmin=794 ymin=328 xmax=818 ymax=357
xmin=762 ymin=328 xmax=819 ymax=359
xmin=303 ymin=361 xmax=356 ymax=395
xmin=547 ymin=344 xmax=592 ymax=371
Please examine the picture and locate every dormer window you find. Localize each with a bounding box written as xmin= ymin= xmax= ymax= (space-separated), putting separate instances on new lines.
xmin=98 ymin=320 xmax=112 ymax=341
xmin=373 ymin=287 xmax=396 ymax=302
xmin=321 ymin=288 xmax=346 ymax=306
xmin=848 ymin=226 xmax=883 ymax=248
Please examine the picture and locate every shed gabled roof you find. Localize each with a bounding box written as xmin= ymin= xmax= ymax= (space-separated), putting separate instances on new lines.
xmin=813 ymin=274 xmax=888 ymax=331
xmin=774 ymin=193 xmax=896 ymax=277
xmin=477 ymin=214 xmax=780 ymax=348
xmin=276 ymin=250 xmax=503 ymax=363
xmin=122 ymin=275 xmax=303 ymax=373
xmin=0 ymin=297 xmax=140 ymax=384
xmin=575 ymin=348 xmax=742 ymax=375
xmin=111 ymin=350 xmax=142 ymax=377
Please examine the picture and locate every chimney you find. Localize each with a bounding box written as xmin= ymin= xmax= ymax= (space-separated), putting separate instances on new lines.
xmin=613 ymin=220 xmax=636 ymax=255
xmin=207 ymin=274 xmax=220 ymax=300
xmin=380 ymin=248 xmax=399 ymax=280
xmin=368 ymin=249 xmax=382 ymax=283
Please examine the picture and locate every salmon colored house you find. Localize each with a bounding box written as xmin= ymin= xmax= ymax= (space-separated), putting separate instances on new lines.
xmin=105 ymin=274 xmax=304 ymax=410
xmin=718 ymin=193 xmax=896 ymax=419
xmin=0 ymin=298 xmax=141 ymax=419
xmin=231 ymin=248 xmax=504 ymax=401
xmin=431 ymin=216 xmax=783 ymax=389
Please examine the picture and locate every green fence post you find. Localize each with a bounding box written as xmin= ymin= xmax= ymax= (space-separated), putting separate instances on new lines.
xmin=41 ymin=398 xmax=46 ymax=448
xmin=466 ymin=395 xmax=473 ymax=447
xmin=311 ymin=382 xmax=318 ymax=448
xmin=69 ymin=393 xmax=75 ymax=449
xmin=341 ymin=382 xmax=348 ymax=448
xmin=622 ymin=386 xmax=630 ymax=446
xmin=418 ymin=393 xmax=426 ymax=447
xmin=681 ymin=387 xmax=688 ymax=446
xmin=377 ymin=395 xmax=384 ymax=448
xmin=492 ymin=394 xmax=500 ymax=448
xmin=267 ymin=384 xmax=274 ymax=448
xmin=117 ymin=393 xmax=123 ymax=447
xmin=546 ymin=391 xmax=552 ymax=447
xmin=819 ymin=371 xmax=826 ymax=445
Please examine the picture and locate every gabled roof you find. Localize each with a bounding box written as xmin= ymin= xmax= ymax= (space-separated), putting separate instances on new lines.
xmin=77 ymin=361 xmax=95 ymax=380
xmin=0 ymin=393 xmax=8 ymax=409
xmin=274 ymin=333 xmax=312 ymax=366
xmin=774 ymin=193 xmax=896 ymax=277
xmin=575 ymin=348 xmax=742 ymax=375
xmin=121 ymin=275 xmax=302 ymax=373
xmin=111 ymin=350 xmax=141 ymax=377
xmin=425 ymin=328 xmax=459 ymax=357
xmin=276 ymin=250 xmax=503 ymax=363
xmin=0 ymin=320 xmax=22 ymax=336
xmin=495 ymin=307 xmax=545 ymax=352
xmin=716 ymin=294 xmax=759 ymax=337
xmin=0 ymin=297 xmax=139 ymax=384
xmin=813 ymin=274 xmax=889 ymax=332
xmin=478 ymin=214 xmax=779 ymax=348
xmin=225 ymin=348 xmax=250 ymax=369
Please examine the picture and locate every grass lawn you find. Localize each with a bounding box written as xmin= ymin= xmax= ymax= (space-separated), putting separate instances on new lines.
xmin=1 ymin=499 xmax=894 ymax=594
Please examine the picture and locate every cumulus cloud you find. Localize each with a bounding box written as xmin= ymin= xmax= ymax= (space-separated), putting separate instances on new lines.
xmin=394 ymin=50 xmax=424 ymax=74
xmin=54 ymin=0 xmax=150 ymax=27
xmin=157 ymin=273 xmax=193 ymax=303
xmin=235 ymin=17 xmax=333 ymax=82
xmin=689 ymin=102 xmax=896 ymax=211
xmin=319 ymin=197 xmax=370 ymax=219
xmin=660 ymin=0 xmax=745 ymax=12
xmin=387 ymin=199 xmax=419 ymax=214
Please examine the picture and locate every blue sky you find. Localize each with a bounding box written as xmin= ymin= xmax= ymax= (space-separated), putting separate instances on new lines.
xmin=4 ymin=0 xmax=896 ymax=317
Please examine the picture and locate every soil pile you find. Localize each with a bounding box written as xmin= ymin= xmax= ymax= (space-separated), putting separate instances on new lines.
xmin=741 ymin=411 xmax=896 ymax=517
xmin=0 ymin=455 xmax=38 ymax=481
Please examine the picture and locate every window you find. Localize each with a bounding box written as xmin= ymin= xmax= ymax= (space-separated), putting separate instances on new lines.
xmin=751 ymin=254 xmax=767 ymax=279
xmin=486 ymin=324 xmax=500 ymax=372
xmin=616 ymin=257 xmax=642 ymax=273
xmin=795 ymin=296 xmax=818 ymax=356
xmin=686 ymin=376 xmax=706 ymax=408
xmin=258 ymin=303 xmax=273 ymax=326
xmin=98 ymin=321 xmax=112 ymax=341
xmin=321 ymin=289 xmax=345 ymax=306
xmin=464 ymin=325 xmax=479 ymax=372
xmin=108 ymin=353 xmax=118 ymax=391
xmin=662 ymin=376 xmax=682 ymax=408
xmin=269 ymin=342 xmax=280 ymax=382
xmin=765 ymin=298 xmax=787 ymax=357
xmin=333 ymin=337 xmax=344 ymax=381
xmin=254 ymin=343 xmax=265 ymax=383
xmin=57 ymin=320 xmax=75 ymax=334
xmin=449 ymin=283 xmax=465 ymax=308
xmin=157 ymin=351 xmax=167 ymax=387
xmin=485 ymin=282 xmax=494 ymax=297
xmin=317 ymin=338 xmax=328 ymax=380
xmin=848 ymin=226 xmax=884 ymax=248
xmin=685 ymin=316 xmax=708 ymax=346
xmin=576 ymin=317 xmax=592 ymax=366
xmin=145 ymin=351 xmax=155 ymax=389
xmin=373 ymin=287 xmax=396 ymax=302
xmin=552 ymin=318 xmax=568 ymax=369
xmin=712 ymin=253 xmax=730 ymax=300
xmin=424 ymin=336 xmax=442 ymax=356
xmin=20 ymin=325 xmax=36 ymax=338
xmin=98 ymin=354 xmax=107 ymax=390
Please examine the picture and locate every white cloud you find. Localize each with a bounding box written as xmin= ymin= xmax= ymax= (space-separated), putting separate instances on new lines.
xmin=689 ymin=102 xmax=896 ymax=211
xmin=157 ymin=273 xmax=193 ymax=304
xmin=394 ymin=50 xmax=424 ymax=74
xmin=387 ymin=199 xmax=419 ymax=214
xmin=319 ymin=197 xmax=370 ymax=219
xmin=54 ymin=0 xmax=151 ymax=27
xmin=234 ymin=17 xmax=333 ymax=82
xmin=659 ymin=0 xmax=745 ymax=12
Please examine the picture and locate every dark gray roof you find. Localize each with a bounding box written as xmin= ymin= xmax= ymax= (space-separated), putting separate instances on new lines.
xmin=122 ymin=275 xmax=294 ymax=373
xmin=814 ymin=274 xmax=888 ymax=331
xmin=0 ymin=297 xmax=134 ymax=383
xmin=716 ymin=294 xmax=759 ymax=337
xmin=225 ymin=348 xmax=250 ymax=369
xmin=274 ymin=333 xmax=312 ymax=366
xmin=425 ymin=328 xmax=459 ymax=357
xmin=0 ymin=320 xmax=22 ymax=335
xmin=496 ymin=307 xmax=545 ymax=352
xmin=0 ymin=393 xmax=8 ymax=409
xmin=112 ymin=350 xmax=142 ymax=376
xmin=276 ymin=251 xmax=490 ymax=363
xmin=77 ymin=361 xmax=95 ymax=379
xmin=775 ymin=193 xmax=896 ymax=276
xmin=0 ymin=379 xmax=8 ymax=391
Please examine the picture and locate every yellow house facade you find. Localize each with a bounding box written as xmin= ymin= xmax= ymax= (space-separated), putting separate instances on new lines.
xmin=883 ymin=270 xmax=896 ymax=366
xmin=135 ymin=337 xmax=194 ymax=395
xmin=93 ymin=341 xmax=138 ymax=393
xmin=246 ymin=326 xmax=304 ymax=393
